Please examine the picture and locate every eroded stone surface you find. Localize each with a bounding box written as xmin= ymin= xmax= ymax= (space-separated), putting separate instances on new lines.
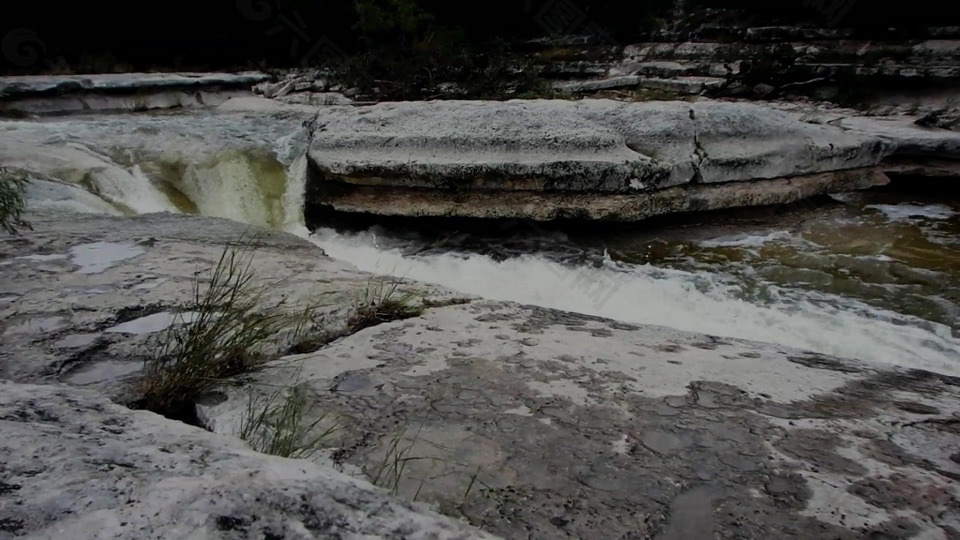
xmin=307 ymin=98 xmax=891 ymax=192
xmin=0 ymin=212 xmax=465 ymax=394
xmin=201 ymin=301 xmax=960 ymax=540
xmin=0 ymin=381 xmax=495 ymax=540
xmin=0 ymin=72 xmax=271 ymax=96
xmin=4 ymin=212 xmax=960 ymax=540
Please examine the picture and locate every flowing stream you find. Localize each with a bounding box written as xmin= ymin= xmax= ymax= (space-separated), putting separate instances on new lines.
xmin=15 ymin=115 xmax=960 ymax=376
xmin=309 ymin=190 xmax=960 ymax=375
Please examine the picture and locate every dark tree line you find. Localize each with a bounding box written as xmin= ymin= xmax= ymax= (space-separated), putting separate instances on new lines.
xmin=2 ymin=0 xmax=958 ymax=75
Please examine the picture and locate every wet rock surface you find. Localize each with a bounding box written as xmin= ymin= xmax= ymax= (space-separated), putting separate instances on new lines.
xmin=0 ymin=103 xmax=320 ymax=229
xmin=0 ymin=212 xmax=463 ymax=392
xmin=2 ymin=212 xmax=959 ymax=539
xmin=201 ymin=302 xmax=960 ymax=540
xmin=0 ymin=380 xmax=495 ymax=540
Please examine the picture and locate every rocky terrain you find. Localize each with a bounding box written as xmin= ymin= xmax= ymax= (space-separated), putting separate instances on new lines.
xmin=3 ymin=26 xmax=960 ymax=535
xmin=2 ymin=89 xmax=959 ymax=223
xmin=0 ymin=73 xmax=271 ymax=116
xmin=2 ymin=210 xmax=959 ymax=539
xmin=302 ymin=98 xmax=959 ymax=220
xmin=1 ymin=380 xmax=495 ymax=540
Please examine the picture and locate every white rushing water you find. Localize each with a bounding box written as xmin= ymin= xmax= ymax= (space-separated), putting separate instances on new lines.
xmin=307 ymin=227 xmax=960 ymax=375
xmin=15 ymin=122 xmax=960 ymax=376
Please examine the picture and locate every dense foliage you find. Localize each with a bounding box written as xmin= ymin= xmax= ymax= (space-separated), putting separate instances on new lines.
xmin=2 ymin=0 xmax=958 ymax=75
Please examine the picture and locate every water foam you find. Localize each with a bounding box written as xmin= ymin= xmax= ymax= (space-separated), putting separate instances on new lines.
xmin=865 ymin=203 xmax=958 ymax=221
xmin=309 ymin=227 xmax=960 ymax=376
xmin=64 ymin=144 xmax=180 ymax=215
xmin=25 ymin=179 xmax=123 ymax=216
xmin=697 ymin=231 xmax=795 ymax=248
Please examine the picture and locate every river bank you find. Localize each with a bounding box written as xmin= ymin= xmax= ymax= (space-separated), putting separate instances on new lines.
xmin=3 ymin=210 xmax=959 ymax=539
xmin=2 ymin=70 xmax=960 ymax=538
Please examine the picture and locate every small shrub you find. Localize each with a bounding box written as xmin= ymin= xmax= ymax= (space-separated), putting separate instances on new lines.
xmin=238 ymin=383 xmax=339 ymax=459
xmin=141 ymin=239 xmax=315 ymax=419
xmin=347 ymin=278 xmax=424 ymax=333
xmin=0 ymin=167 xmax=31 ymax=235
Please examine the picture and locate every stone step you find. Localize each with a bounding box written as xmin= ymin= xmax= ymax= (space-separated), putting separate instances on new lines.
xmin=791 ymin=63 xmax=960 ymax=79
xmin=553 ymin=75 xmax=725 ymax=94
xmin=611 ymin=59 xmax=960 ymax=81
xmin=537 ymin=61 xmax=613 ymax=79
xmin=553 ymin=76 xmax=642 ymax=93
xmin=638 ymin=76 xmax=726 ymax=94
xmin=0 ymin=72 xmax=272 ymax=99
xmin=612 ymin=60 xmax=739 ymax=78
xmin=622 ymin=41 xmax=960 ymax=66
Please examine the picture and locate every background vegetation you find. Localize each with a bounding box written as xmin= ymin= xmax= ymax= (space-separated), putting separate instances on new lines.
xmin=4 ymin=0 xmax=958 ymax=77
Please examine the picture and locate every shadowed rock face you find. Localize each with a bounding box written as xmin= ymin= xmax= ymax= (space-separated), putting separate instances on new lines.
xmin=309 ymin=167 xmax=890 ymax=221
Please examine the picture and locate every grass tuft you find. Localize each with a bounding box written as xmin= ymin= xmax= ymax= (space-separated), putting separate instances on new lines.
xmin=0 ymin=167 xmax=31 ymax=235
xmin=140 ymin=238 xmax=315 ymax=420
xmin=368 ymin=427 xmax=491 ymax=512
xmin=237 ymin=383 xmax=339 ymax=459
xmin=347 ymin=277 xmax=424 ymax=333
xmin=372 ymin=426 xmax=429 ymax=496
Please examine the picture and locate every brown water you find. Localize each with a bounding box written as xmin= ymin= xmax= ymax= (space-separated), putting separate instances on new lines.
xmin=600 ymin=190 xmax=960 ymax=339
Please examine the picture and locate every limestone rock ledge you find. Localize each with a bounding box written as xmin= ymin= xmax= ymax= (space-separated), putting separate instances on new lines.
xmin=0 ymin=72 xmax=272 ymax=116
xmin=0 ymin=380 xmax=497 ymax=540
xmin=300 ymin=98 xmax=960 ymax=220
xmin=2 ymin=95 xmax=959 ymax=223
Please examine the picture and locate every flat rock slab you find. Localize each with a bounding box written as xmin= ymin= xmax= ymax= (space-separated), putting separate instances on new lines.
xmin=294 ymin=96 xmax=960 ymax=219
xmin=0 ymin=72 xmax=272 ymax=97
xmin=202 ymin=301 xmax=960 ymax=540
xmin=0 ymin=212 xmax=465 ymax=392
xmin=830 ymin=115 xmax=960 ymax=156
xmin=306 ymin=98 xmax=892 ymax=191
xmin=0 ymin=73 xmax=273 ymax=115
xmin=0 ymin=381 xmax=495 ymax=540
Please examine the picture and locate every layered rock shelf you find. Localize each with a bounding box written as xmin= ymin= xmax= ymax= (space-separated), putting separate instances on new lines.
xmin=301 ymin=98 xmax=958 ymax=220
xmin=0 ymin=72 xmax=272 ymax=116
xmin=1 ymin=94 xmax=958 ymax=222
xmin=2 ymin=211 xmax=959 ymax=539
